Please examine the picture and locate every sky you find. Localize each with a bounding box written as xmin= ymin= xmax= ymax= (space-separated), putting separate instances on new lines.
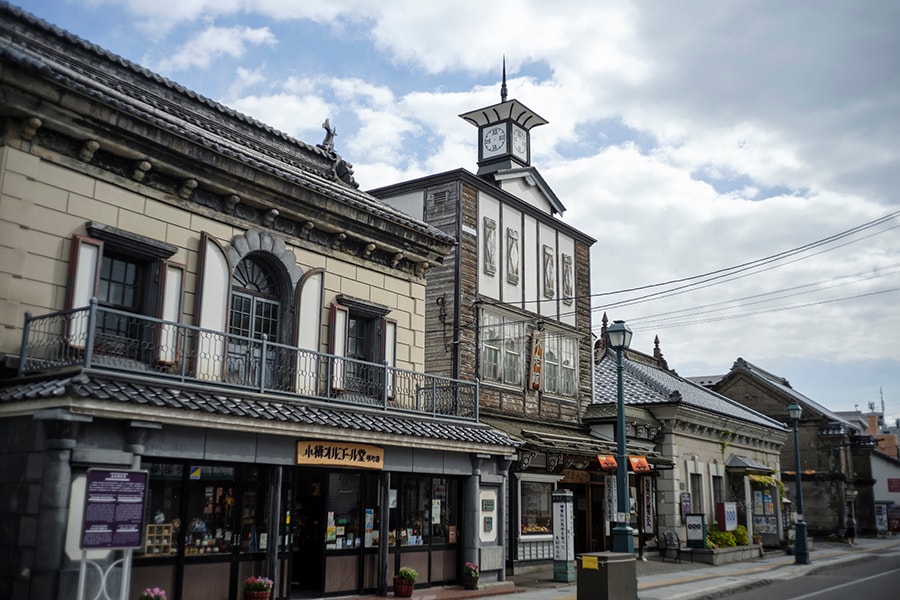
xmin=18 ymin=0 xmax=900 ymax=422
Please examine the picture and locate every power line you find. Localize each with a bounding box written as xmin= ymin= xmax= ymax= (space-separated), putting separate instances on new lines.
xmin=592 ymin=214 xmax=900 ymax=312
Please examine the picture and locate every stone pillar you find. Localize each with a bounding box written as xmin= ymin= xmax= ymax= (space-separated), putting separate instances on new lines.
xmin=31 ymin=410 xmax=91 ymax=600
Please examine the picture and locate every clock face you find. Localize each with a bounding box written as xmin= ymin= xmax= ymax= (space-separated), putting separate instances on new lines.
xmin=512 ymin=126 xmax=527 ymax=159
xmin=482 ymin=125 xmax=507 ymax=157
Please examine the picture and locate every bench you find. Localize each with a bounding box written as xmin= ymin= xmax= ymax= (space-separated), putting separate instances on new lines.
xmin=660 ymin=530 xmax=693 ymax=563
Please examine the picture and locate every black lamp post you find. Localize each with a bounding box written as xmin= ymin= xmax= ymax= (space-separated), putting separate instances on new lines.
xmin=608 ymin=320 xmax=634 ymax=553
xmin=787 ymin=401 xmax=810 ymax=565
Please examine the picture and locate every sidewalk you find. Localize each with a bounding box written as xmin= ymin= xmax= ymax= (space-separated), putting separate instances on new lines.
xmin=359 ymin=536 xmax=900 ymax=600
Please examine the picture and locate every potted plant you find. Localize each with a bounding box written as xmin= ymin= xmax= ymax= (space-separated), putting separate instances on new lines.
xmin=463 ymin=561 xmax=480 ymax=589
xmin=138 ymin=588 xmax=166 ymax=600
xmin=244 ymin=575 xmax=274 ymax=600
xmin=394 ymin=566 xmax=418 ymax=598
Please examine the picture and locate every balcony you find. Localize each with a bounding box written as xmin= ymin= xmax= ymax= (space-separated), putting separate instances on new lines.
xmin=17 ymin=301 xmax=478 ymax=421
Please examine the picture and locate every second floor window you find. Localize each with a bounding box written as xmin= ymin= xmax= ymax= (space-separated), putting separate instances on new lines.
xmin=481 ymin=310 xmax=524 ymax=386
xmin=542 ymin=334 xmax=577 ymax=397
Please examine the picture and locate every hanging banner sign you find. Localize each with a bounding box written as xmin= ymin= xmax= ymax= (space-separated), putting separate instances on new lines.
xmin=296 ymin=441 xmax=384 ymax=470
xmin=530 ymin=333 xmax=544 ymax=390
xmin=629 ymin=456 xmax=651 ymax=472
xmin=597 ymin=455 xmax=617 ymax=469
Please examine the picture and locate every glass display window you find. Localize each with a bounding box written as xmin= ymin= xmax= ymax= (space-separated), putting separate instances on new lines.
xmin=140 ymin=463 xmax=183 ymax=557
xmin=391 ymin=476 xmax=458 ymax=547
xmin=520 ymin=481 xmax=553 ymax=536
xmin=326 ymin=472 xmax=361 ymax=550
xmin=137 ymin=462 xmax=269 ymax=559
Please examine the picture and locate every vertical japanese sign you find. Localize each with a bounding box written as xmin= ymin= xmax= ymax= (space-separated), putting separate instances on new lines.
xmin=530 ymin=333 xmax=544 ymax=390
xmin=643 ymin=477 xmax=655 ymax=530
xmin=81 ymin=469 xmax=148 ymax=549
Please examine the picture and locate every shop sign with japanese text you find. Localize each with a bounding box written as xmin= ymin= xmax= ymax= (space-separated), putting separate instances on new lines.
xmin=296 ymin=441 xmax=384 ymax=469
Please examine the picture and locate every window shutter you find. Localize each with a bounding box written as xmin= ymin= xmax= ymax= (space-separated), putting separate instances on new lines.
xmin=157 ymin=261 xmax=184 ymax=364
xmin=329 ymin=303 xmax=349 ymax=391
xmin=65 ymin=234 xmax=103 ymax=347
xmin=383 ymin=318 xmax=397 ymax=398
xmin=196 ymin=233 xmax=231 ymax=380
xmin=294 ymin=270 xmax=323 ymax=395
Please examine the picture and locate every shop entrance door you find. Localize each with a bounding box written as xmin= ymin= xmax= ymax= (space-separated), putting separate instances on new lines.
xmin=590 ymin=482 xmax=608 ymax=552
xmin=287 ymin=468 xmax=326 ymax=597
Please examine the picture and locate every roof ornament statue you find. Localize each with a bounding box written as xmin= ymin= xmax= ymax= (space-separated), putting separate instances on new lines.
xmin=317 ymin=117 xmax=359 ymax=189
xmin=319 ymin=118 xmax=336 ymax=153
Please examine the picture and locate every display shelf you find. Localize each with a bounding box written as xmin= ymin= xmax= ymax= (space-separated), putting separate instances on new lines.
xmin=145 ymin=523 xmax=175 ymax=555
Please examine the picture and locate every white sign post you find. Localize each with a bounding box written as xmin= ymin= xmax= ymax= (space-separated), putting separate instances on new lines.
xmin=552 ymin=489 xmax=575 ymax=582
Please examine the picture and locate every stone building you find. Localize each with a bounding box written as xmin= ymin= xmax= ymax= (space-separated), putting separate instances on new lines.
xmin=703 ymin=358 xmax=875 ymax=537
xmin=369 ymin=67 xmax=606 ymax=573
xmin=592 ymin=327 xmax=789 ymax=551
xmin=0 ymin=5 xmax=518 ymax=600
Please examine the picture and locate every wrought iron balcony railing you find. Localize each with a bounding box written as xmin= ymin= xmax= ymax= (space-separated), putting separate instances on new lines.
xmin=17 ymin=300 xmax=478 ymax=421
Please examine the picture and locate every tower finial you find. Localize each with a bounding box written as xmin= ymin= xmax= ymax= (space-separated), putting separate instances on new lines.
xmin=500 ymin=56 xmax=508 ymax=102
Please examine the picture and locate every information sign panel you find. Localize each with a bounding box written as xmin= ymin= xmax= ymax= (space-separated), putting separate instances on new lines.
xmin=81 ymin=469 xmax=149 ymax=550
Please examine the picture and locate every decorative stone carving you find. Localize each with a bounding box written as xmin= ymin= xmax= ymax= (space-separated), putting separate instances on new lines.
xmin=79 ymin=140 xmax=100 ymax=162
xmin=264 ymin=208 xmax=278 ymax=227
xmin=483 ymin=217 xmax=497 ymax=276
xmin=132 ymin=160 xmax=152 ymax=181
xmin=21 ymin=117 xmax=41 ymax=141
xmin=224 ymin=194 xmax=240 ymax=214
xmin=179 ymin=178 xmax=198 ymax=199
xmin=364 ymin=243 xmax=376 ymax=258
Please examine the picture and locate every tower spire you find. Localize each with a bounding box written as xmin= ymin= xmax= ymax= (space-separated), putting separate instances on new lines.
xmin=500 ymin=56 xmax=508 ymax=102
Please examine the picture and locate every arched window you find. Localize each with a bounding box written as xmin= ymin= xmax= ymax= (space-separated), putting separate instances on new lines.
xmin=227 ymin=255 xmax=283 ymax=386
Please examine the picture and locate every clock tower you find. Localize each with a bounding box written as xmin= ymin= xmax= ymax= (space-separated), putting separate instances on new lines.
xmin=459 ymin=59 xmax=548 ymax=177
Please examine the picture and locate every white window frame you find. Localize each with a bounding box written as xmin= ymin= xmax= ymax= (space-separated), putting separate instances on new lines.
xmin=515 ymin=472 xmax=562 ymax=541
xmin=480 ymin=309 xmax=524 ymax=386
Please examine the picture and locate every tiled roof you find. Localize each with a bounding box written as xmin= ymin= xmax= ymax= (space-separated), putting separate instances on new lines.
xmin=481 ymin=414 xmax=616 ymax=457
xmin=593 ymin=351 xmax=787 ymax=431
xmin=0 ymin=3 xmax=455 ymax=249
xmin=480 ymin=414 xmax=669 ymax=464
xmin=0 ymin=372 xmax=520 ymax=450
xmin=727 ymin=358 xmax=858 ymax=433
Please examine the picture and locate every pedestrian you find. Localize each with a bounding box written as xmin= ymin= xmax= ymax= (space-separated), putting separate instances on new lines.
xmin=845 ymin=515 xmax=856 ymax=545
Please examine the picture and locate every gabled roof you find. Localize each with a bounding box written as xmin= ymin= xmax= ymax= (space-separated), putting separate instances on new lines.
xmin=720 ymin=358 xmax=858 ymax=433
xmin=593 ymin=350 xmax=787 ymax=432
xmin=726 ymin=454 xmax=774 ymax=473
xmin=491 ymin=167 xmax=566 ymax=215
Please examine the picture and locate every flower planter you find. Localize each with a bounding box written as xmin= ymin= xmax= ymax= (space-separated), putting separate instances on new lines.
xmin=692 ymin=544 xmax=763 ymax=565
xmin=393 ymin=576 xmax=415 ymax=598
xmin=244 ymin=592 xmax=270 ymax=600
xmin=462 ymin=574 xmax=479 ymax=590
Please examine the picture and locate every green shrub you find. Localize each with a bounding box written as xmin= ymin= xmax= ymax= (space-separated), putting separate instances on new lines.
xmin=733 ymin=524 xmax=749 ymax=546
xmin=706 ymin=525 xmax=737 ymax=548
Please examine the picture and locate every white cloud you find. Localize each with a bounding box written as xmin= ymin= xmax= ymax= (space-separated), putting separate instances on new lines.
xmin=151 ymin=25 xmax=276 ymax=72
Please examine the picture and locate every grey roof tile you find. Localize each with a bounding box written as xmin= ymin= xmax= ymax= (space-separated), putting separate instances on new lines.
xmin=593 ymin=350 xmax=787 ymax=431
xmin=0 ymin=372 xmax=519 ymax=449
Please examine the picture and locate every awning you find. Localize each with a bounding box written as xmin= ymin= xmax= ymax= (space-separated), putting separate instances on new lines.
xmin=629 ymin=456 xmax=651 ymax=472
xmin=597 ymin=455 xmax=617 ymax=469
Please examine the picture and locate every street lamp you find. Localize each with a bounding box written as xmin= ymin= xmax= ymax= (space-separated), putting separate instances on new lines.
xmin=787 ymin=401 xmax=810 ymax=565
xmin=608 ymin=320 xmax=634 ymax=553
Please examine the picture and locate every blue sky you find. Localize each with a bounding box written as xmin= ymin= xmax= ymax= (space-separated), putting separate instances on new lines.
xmin=17 ymin=0 xmax=900 ymax=421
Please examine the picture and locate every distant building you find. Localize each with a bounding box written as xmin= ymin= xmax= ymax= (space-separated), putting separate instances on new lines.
xmin=699 ymin=358 xmax=876 ymax=537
